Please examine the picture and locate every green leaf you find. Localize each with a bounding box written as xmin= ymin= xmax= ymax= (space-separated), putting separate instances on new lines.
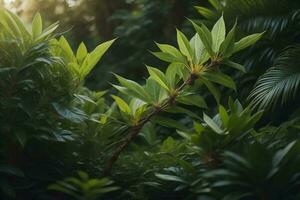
xmin=144 ymin=79 xmax=167 ymax=104
xmin=203 ymin=113 xmax=223 ymax=134
xmin=36 ymin=21 xmax=59 ymax=41
xmin=219 ymin=23 xmax=236 ymax=58
xmin=176 ymin=130 xmax=192 ymax=140
xmin=151 ymin=51 xmax=187 ymax=65
xmin=59 ymin=36 xmax=76 ymax=62
xmin=152 ymin=116 xmax=188 ymax=131
xmin=76 ymin=42 xmax=88 ymax=64
xmin=165 ymin=106 xmax=201 ymax=120
xmin=273 ymin=141 xmax=297 ymax=166
xmin=202 ymin=71 xmax=236 ymax=91
xmin=219 ymin=105 xmax=229 ymax=127
xmin=200 ymin=79 xmax=221 ymax=104
xmin=166 ymin=63 xmax=185 ymax=87
xmin=114 ymin=74 xmax=150 ymax=102
xmin=233 ymin=33 xmax=264 ymax=53
xmin=194 ymin=121 xmax=205 ymax=133
xmin=211 ymin=15 xmax=226 ymax=52
xmin=244 ymin=110 xmax=264 ymax=130
xmin=146 ymin=66 xmax=170 ymax=91
xmin=176 ymin=29 xmax=193 ymax=61
xmin=0 ymin=11 xmax=22 ymax=38
xmin=195 ymin=6 xmax=216 ymax=19
xmin=177 ymin=94 xmax=207 ymax=109
xmin=191 ymin=20 xmax=214 ymax=56
xmin=111 ymin=95 xmax=131 ymax=114
xmin=208 ymin=0 xmax=223 ymax=10
xmin=190 ymin=33 xmax=210 ymax=64
xmin=32 ymin=13 xmax=42 ymax=39
xmin=155 ymin=42 xmax=183 ymax=59
xmin=222 ymin=60 xmax=246 ymax=73
xmin=52 ymin=103 xmax=87 ymax=123
xmin=155 ymin=173 xmax=186 ymax=183
xmin=81 ymin=39 xmax=116 ymax=79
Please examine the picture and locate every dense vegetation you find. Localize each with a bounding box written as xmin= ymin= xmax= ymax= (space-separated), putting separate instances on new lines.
xmin=0 ymin=0 xmax=300 ymax=199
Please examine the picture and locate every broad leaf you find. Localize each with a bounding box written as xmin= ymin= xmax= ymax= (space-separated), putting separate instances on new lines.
xmin=32 ymin=13 xmax=42 ymax=39
xmin=211 ymin=16 xmax=226 ymax=52
xmin=111 ymin=95 xmax=131 ymax=114
xmin=114 ymin=74 xmax=150 ymax=102
xmin=233 ymin=33 xmax=264 ymax=53
xmin=177 ymin=29 xmax=193 ymax=61
xmin=219 ymin=23 xmax=236 ymax=58
xmin=191 ymin=20 xmax=214 ymax=56
xmin=202 ymin=71 xmax=236 ymax=91
xmin=203 ymin=113 xmax=223 ymax=134
xmin=222 ymin=60 xmax=246 ymax=73
xmin=147 ymin=66 xmax=170 ymax=91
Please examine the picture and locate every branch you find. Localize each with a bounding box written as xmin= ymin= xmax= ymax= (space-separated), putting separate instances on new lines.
xmin=103 ymin=61 xmax=217 ymax=176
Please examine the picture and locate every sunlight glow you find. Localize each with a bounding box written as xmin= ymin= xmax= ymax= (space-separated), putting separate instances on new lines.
xmin=4 ymin=0 xmax=15 ymax=4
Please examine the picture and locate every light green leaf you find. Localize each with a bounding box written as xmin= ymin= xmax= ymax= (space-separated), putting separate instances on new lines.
xmin=194 ymin=121 xmax=205 ymax=133
xmin=190 ymin=33 xmax=209 ymax=64
xmin=203 ymin=113 xmax=223 ymax=134
xmin=191 ymin=20 xmax=214 ymax=56
xmin=211 ymin=15 xmax=226 ymax=52
xmin=219 ymin=105 xmax=229 ymax=127
xmin=195 ymin=6 xmax=216 ymax=19
xmin=155 ymin=42 xmax=183 ymax=58
xmin=155 ymin=173 xmax=186 ymax=183
xmin=81 ymin=39 xmax=116 ymax=78
xmin=176 ymin=29 xmax=193 ymax=61
xmin=146 ymin=66 xmax=170 ymax=91
xmin=35 ymin=21 xmax=59 ymax=42
xmin=76 ymin=42 xmax=88 ymax=64
xmin=32 ymin=13 xmax=42 ymax=39
xmin=176 ymin=130 xmax=192 ymax=140
xmin=233 ymin=33 xmax=264 ymax=53
xmin=151 ymin=51 xmax=187 ymax=65
xmin=114 ymin=74 xmax=150 ymax=102
xmin=59 ymin=36 xmax=76 ymax=62
xmin=111 ymin=95 xmax=131 ymax=114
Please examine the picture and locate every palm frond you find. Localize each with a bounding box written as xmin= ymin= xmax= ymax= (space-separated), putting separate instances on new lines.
xmin=248 ymin=45 xmax=300 ymax=110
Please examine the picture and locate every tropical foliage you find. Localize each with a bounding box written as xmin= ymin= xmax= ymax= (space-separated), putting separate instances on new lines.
xmin=0 ymin=0 xmax=300 ymax=200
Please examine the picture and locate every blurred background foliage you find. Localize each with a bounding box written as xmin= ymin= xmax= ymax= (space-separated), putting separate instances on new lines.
xmin=1 ymin=0 xmax=202 ymax=89
xmin=2 ymin=0 xmax=298 ymax=121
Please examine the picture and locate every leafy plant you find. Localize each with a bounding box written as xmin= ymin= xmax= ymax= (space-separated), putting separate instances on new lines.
xmin=197 ymin=141 xmax=300 ymax=200
xmin=0 ymin=9 xmax=115 ymax=198
xmin=2 ymin=3 xmax=299 ymax=200
xmin=48 ymin=171 xmax=119 ymax=200
xmin=178 ymin=99 xmax=263 ymax=160
xmin=103 ymin=15 xmax=263 ymax=175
